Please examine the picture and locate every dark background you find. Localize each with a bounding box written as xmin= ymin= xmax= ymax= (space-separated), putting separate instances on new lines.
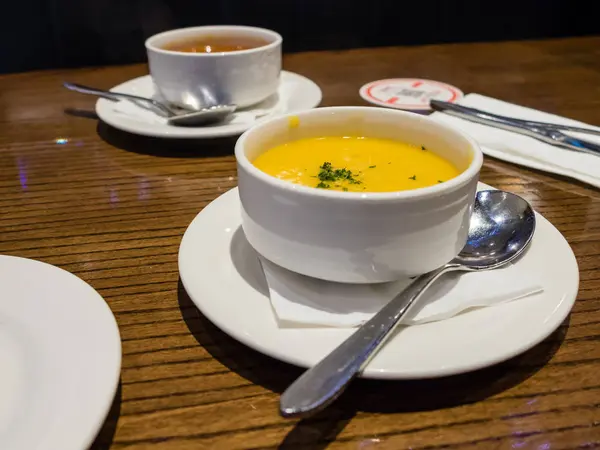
xmin=2 ymin=0 xmax=599 ymax=74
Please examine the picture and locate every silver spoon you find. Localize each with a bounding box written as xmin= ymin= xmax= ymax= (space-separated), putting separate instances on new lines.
xmin=280 ymin=190 xmax=536 ymax=418
xmin=63 ymin=82 xmax=236 ymax=126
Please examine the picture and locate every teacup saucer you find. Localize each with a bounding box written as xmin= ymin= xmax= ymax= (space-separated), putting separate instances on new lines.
xmin=178 ymin=184 xmax=579 ymax=379
xmin=95 ymin=70 xmax=322 ymax=138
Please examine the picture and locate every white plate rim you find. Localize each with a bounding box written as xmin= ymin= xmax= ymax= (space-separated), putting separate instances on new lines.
xmin=95 ymin=71 xmax=322 ymax=139
xmin=178 ymin=185 xmax=579 ymax=379
xmin=0 ymin=255 xmax=121 ymax=450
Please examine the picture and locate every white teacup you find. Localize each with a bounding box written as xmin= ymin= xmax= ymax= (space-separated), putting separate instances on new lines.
xmin=145 ymin=25 xmax=282 ymax=110
xmin=235 ymin=107 xmax=484 ymax=284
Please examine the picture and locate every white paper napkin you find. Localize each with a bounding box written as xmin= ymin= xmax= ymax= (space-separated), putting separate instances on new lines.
xmin=109 ymin=92 xmax=287 ymax=126
xmin=430 ymin=94 xmax=600 ymax=189
xmin=260 ymin=257 xmax=543 ymax=328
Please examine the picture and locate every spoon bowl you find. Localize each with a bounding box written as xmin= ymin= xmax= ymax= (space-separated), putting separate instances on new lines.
xmin=280 ymin=190 xmax=536 ymax=418
xmin=455 ymin=190 xmax=536 ymax=268
xmin=165 ymin=104 xmax=238 ymax=126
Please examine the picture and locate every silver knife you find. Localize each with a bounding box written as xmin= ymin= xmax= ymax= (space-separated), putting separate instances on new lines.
xmin=430 ymin=100 xmax=600 ymax=157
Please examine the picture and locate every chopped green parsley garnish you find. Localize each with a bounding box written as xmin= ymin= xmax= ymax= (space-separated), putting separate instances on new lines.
xmin=421 ymin=145 xmax=426 ymax=151
xmin=368 ymin=165 xmax=376 ymax=168
xmin=316 ymin=162 xmax=362 ymax=188
xmin=342 ymin=187 xmax=348 ymax=192
xmin=409 ymin=175 xmax=417 ymax=180
xmin=438 ymin=180 xmax=444 ymax=183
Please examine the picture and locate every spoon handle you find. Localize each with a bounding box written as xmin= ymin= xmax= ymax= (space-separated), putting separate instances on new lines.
xmin=280 ymin=265 xmax=455 ymax=418
xmin=63 ymin=82 xmax=174 ymax=117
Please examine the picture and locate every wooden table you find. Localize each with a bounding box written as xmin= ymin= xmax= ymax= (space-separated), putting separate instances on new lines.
xmin=1 ymin=36 xmax=599 ymax=449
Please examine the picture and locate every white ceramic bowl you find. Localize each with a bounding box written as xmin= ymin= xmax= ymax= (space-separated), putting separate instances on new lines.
xmin=146 ymin=25 xmax=282 ymax=109
xmin=235 ymin=107 xmax=483 ymax=283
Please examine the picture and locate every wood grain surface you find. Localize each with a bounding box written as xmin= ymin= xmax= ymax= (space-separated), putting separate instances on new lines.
xmin=1 ymin=36 xmax=600 ymax=449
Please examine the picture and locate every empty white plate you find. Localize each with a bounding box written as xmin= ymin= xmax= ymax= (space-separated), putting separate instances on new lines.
xmin=95 ymin=71 xmax=322 ymax=138
xmin=178 ymin=184 xmax=579 ymax=379
xmin=0 ymin=256 xmax=121 ymax=450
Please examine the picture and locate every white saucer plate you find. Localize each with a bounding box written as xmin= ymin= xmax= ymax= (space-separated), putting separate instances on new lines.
xmin=96 ymin=71 xmax=322 ymax=139
xmin=178 ymin=185 xmax=579 ymax=379
xmin=0 ymin=256 xmax=121 ymax=450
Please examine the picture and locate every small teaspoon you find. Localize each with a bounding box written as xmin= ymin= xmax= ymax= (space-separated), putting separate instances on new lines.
xmin=280 ymin=190 xmax=536 ymax=418
xmin=63 ymin=82 xmax=236 ymax=126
